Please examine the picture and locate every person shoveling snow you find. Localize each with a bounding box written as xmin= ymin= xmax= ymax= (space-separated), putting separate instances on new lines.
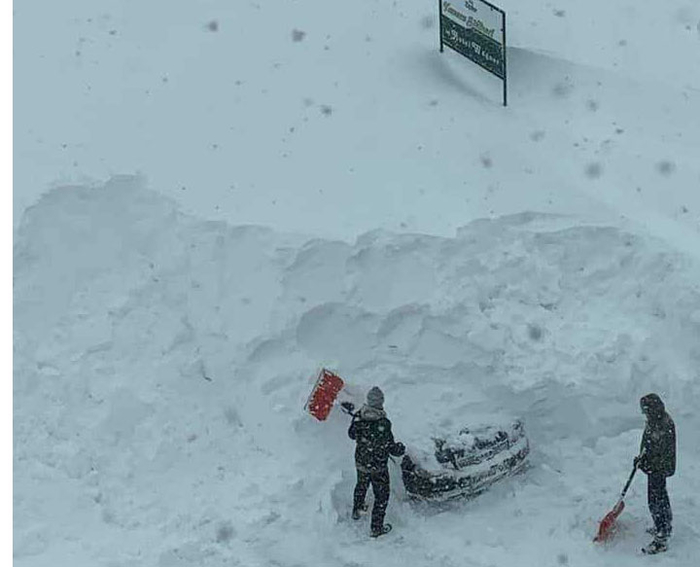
xmin=347 ymin=387 xmax=406 ymax=538
xmin=303 ymin=371 xmax=405 ymax=537
xmin=637 ymin=393 xmax=676 ymax=555
xmin=593 ymin=393 xmax=676 ymax=554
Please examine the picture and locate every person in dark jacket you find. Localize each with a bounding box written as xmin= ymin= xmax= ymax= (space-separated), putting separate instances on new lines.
xmin=348 ymin=386 xmax=405 ymax=537
xmin=635 ymin=393 xmax=676 ymax=554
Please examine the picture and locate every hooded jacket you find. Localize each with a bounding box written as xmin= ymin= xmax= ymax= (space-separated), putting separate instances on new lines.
xmin=348 ymin=405 xmax=404 ymax=472
xmin=639 ymin=394 xmax=676 ymax=477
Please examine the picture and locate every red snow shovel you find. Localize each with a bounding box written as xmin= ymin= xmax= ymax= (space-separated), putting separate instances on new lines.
xmin=304 ymin=368 xmax=345 ymax=421
xmin=593 ymin=456 xmax=641 ymax=542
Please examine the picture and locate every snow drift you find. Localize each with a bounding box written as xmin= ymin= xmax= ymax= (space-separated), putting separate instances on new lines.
xmin=14 ymin=177 xmax=700 ymax=566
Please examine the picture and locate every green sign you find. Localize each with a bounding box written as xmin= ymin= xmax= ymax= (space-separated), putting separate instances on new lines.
xmin=439 ymin=0 xmax=507 ymax=105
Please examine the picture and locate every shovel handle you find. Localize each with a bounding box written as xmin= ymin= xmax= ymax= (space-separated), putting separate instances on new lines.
xmin=619 ymin=450 xmax=645 ymax=500
xmin=619 ymin=466 xmax=637 ymax=500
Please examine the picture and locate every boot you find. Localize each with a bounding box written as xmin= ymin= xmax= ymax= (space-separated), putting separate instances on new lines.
xmin=351 ymin=503 xmax=368 ymax=521
xmin=642 ymin=538 xmax=668 ymax=555
xmin=370 ymin=523 xmax=392 ymax=538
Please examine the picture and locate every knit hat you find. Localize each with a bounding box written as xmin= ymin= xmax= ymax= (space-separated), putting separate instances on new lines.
xmin=366 ymin=386 xmax=385 ymax=409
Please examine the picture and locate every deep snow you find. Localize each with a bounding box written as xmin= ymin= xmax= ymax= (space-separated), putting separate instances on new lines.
xmin=13 ymin=178 xmax=700 ymax=566
xmin=13 ymin=1 xmax=700 ymax=246
xmin=13 ymin=0 xmax=700 ymax=566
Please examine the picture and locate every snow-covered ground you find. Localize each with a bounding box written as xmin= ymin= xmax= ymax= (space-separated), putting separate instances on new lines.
xmin=14 ymin=0 xmax=700 ymax=244
xmin=13 ymin=178 xmax=700 ymax=566
xmin=13 ymin=1 xmax=700 ymax=566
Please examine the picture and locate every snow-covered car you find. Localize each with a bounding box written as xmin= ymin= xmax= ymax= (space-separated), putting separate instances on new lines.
xmin=400 ymin=419 xmax=530 ymax=501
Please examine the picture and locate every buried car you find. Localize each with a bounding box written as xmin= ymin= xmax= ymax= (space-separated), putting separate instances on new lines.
xmin=400 ymin=419 xmax=530 ymax=501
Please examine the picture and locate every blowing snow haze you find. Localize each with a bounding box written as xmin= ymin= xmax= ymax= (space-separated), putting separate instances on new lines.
xmin=13 ymin=0 xmax=700 ymax=566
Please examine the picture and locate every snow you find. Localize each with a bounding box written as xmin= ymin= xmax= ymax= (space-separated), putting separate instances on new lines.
xmin=13 ymin=0 xmax=700 ymax=566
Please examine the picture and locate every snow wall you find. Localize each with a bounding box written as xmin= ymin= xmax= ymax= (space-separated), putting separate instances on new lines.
xmin=14 ymin=177 xmax=700 ymax=566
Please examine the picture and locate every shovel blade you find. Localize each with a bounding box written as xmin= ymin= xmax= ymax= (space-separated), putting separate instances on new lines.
xmin=594 ymin=500 xmax=625 ymax=542
xmin=305 ymin=368 xmax=345 ymax=421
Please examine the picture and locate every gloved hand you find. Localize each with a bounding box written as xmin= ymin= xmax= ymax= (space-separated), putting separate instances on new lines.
xmin=633 ymin=455 xmax=642 ymax=468
xmin=391 ymin=441 xmax=406 ymax=457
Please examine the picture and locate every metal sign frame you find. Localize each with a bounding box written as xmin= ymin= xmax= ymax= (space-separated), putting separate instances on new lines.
xmin=439 ymin=0 xmax=507 ymax=106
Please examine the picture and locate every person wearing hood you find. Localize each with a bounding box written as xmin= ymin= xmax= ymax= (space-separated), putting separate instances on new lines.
xmin=348 ymin=386 xmax=405 ymax=538
xmin=635 ymin=393 xmax=676 ymax=555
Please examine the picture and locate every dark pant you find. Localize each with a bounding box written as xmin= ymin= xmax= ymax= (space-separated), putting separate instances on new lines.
xmin=353 ymin=467 xmax=390 ymax=532
xmin=648 ymin=474 xmax=672 ymax=539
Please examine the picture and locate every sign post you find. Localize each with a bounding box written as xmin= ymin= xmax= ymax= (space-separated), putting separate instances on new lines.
xmin=439 ymin=0 xmax=507 ymax=106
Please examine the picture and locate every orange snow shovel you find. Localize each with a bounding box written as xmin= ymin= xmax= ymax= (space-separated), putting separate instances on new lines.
xmin=594 ymin=455 xmax=642 ymax=542
xmin=304 ymin=368 xmax=345 ymax=421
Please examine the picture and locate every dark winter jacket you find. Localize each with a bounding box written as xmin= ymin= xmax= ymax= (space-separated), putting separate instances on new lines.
xmin=348 ymin=405 xmax=404 ymax=473
xmin=639 ymin=394 xmax=676 ymax=477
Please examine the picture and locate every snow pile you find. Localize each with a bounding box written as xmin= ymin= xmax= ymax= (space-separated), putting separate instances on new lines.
xmin=13 ymin=178 xmax=700 ymax=566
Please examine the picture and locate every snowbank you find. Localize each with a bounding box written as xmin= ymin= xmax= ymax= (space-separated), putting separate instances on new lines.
xmin=14 ymin=178 xmax=700 ymax=566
